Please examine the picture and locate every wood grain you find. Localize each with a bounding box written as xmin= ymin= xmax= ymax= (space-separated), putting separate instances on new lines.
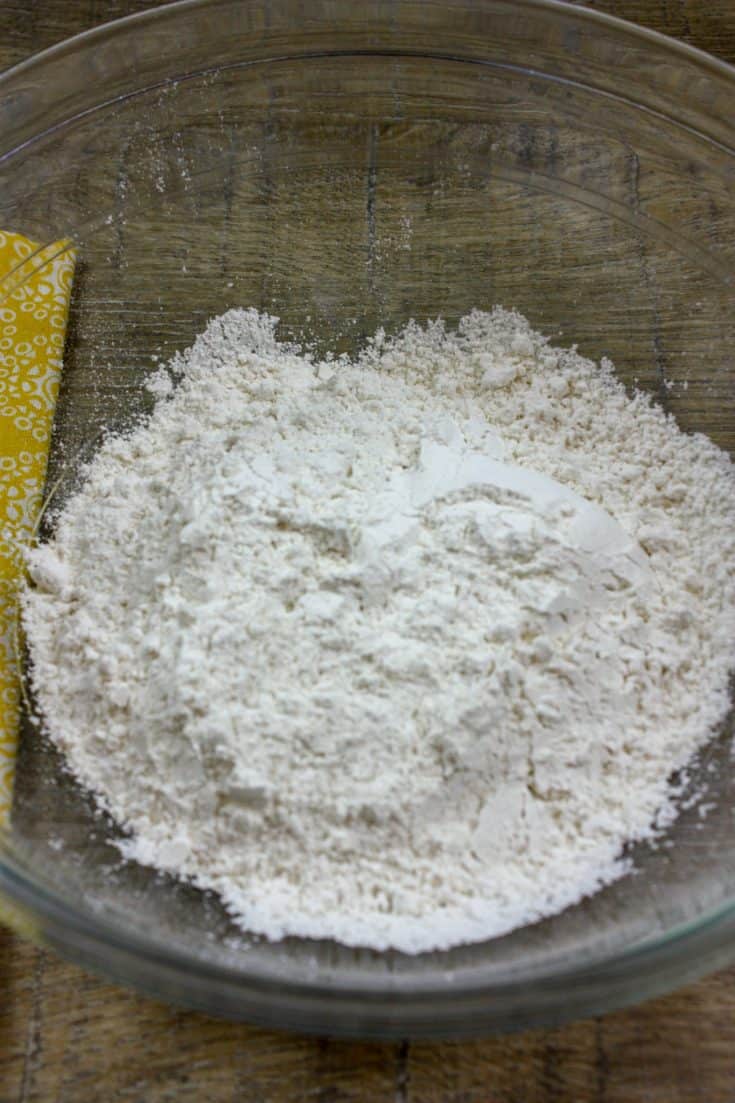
xmin=4 ymin=921 xmax=735 ymax=1102
xmin=2 ymin=3 xmax=735 ymax=1101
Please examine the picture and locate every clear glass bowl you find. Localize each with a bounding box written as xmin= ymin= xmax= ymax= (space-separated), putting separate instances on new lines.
xmin=2 ymin=0 xmax=735 ymax=1039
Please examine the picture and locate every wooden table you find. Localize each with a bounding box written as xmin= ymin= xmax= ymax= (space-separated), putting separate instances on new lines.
xmin=2 ymin=2 xmax=735 ymax=1099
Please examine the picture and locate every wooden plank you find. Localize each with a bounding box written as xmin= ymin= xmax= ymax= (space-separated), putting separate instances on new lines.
xmin=3 ymin=925 xmax=735 ymax=1102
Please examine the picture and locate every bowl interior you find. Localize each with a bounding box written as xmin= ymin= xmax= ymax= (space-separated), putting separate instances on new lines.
xmin=2 ymin=0 xmax=735 ymax=1034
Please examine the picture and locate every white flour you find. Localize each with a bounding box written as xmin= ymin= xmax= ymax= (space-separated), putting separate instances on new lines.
xmin=22 ymin=307 xmax=735 ymax=952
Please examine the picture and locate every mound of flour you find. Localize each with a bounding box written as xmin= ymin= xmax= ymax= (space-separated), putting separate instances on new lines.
xmin=22 ymin=307 xmax=735 ymax=952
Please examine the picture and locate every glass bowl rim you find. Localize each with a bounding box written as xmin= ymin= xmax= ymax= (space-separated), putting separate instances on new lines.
xmin=2 ymin=0 xmax=735 ymax=1031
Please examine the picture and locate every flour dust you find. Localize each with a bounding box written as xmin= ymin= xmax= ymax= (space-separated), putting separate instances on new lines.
xmin=22 ymin=307 xmax=735 ymax=952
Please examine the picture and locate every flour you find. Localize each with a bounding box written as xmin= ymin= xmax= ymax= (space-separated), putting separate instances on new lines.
xmin=21 ymin=307 xmax=735 ymax=953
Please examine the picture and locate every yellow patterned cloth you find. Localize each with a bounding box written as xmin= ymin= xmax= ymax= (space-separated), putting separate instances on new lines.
xmin=0 ymin=231 xmax=75 ymax=820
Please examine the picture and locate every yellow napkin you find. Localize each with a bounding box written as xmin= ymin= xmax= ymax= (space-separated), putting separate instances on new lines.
xmin=0 ymin=231 xmax=76 ymax=821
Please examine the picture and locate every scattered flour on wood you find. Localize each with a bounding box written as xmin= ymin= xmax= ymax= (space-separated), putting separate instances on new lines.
xmin=22 ymin=307 xmax=735 ymax=952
